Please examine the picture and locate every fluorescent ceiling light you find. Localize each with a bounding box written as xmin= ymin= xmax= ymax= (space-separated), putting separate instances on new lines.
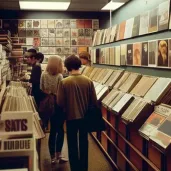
xmin=101 ymin=1 xmax=124 ymax=11
xmin=19 ymin=0 xmax=70 ymax=10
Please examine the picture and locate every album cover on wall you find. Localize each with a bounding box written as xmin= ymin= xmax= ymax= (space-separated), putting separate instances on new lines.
xmin=76 ymin=19 xmax=84 ymax=28
xmin=85 ymin=37 xmax=92 ymax=46
xmin=71 ymin=47 xmax=78 ymax=54
xmin=56 ymin=38 xmax=63 ymax=46
xmin=78 ymin=29 xmax=85 ymax=37
xmin=127 ymin=44 xmax=133 ymax=65
xmin=158 ymin=1 xmax=169 ymax=31
xmin=149 ymin=8 xmax=158 ymax=33
xmin=63 ymin=38 xmax=70 ymax=46
xmin=41 ymin=47 xmax=49 ymax=54
xmin=85 ymin=28 xmax=93 ymax=37
xmin=26 ymin=29 xmax=33 ymax=37
xmin=41 ymin=20 xmax=48 ymax=28
xmin=56 ymin=29 xmax=63 ymax=37
xmin=55 ymin=19 xmax=63 ymax=28
xmin=120 ymin=44 xmax=127 ymax=65
xmin=48 ymin=20 xmax=55 ymax=28
xmin=71 ymin=38 xmax=78 ymax=46
xmin=168 ymin=39 xmax=171 ymax=67
xmin=33 ymin=37 xmax=40 ymax=47
xmin=48 ymin=28 xmax=55 ymax=37
xmin=124 ymin=18 xmax=134 ymax=39
xmin=41 ymin=38 xmax=48 ymax=46
xmin=84 ymin=20 xmax=92 ymax=28
xmin=148 ymin=40 xmax=157 ymax=66
xmin=33 ymin=29 xmax=40 ymax=37
xmin=26 ymin=20 xmax=32 ymax=28
xmin=78 ymin=46 xmax=88 ymax=53
xmin=33 ymin=20 xmax=40 ymax=28
xmin=56 ymin=47 xmax=63 ymax=54
xmin=119 ymin=21 xmax=126 ymax=40
xmin=70 ymin=19 xmax=77 ymax=28
xmin=18 ymin=20 xmax=26 ymax=28
xmin=141 ymin=42 xmax=148 ymax=66
xmin=49 ymin=38 xmax=56 ymax=46
xmin=18 ymin=29 xmax=26 ymax=37
xmin=63 ymin=29 xmax=70 ymax=37
xmin=63 ymin=20 xmax=70 ymax=28
xmin=49 ymin=47 xmax=56 ymax=54
xmin=19 ymin=37 xmax=26 ymax=44
xmin=132 ymin=15 xmax=140 ymax=37
xmin=133 ymin=42 xmax=142 ymax=66
xmin=78 ymin=37 xmax=85 ymax=45
xmin=63 ymin=47 xmax=70 ymax=54
xmin=71 ymin=29 xmax=78 ymax=37
xmin=41 ymin=29 xmax=48 ymax=37
xmin=157 ymin=39 xmax=168 ymax=67
xmin=26 ymin=38 xmax=33 ymax=45
xmin=92 ymin=19 xmax=99 ymax=29
xmin=139 ymin=12 xmax=149 ymax=35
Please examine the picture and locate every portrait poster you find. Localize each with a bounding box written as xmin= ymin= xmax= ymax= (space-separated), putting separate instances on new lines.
xmin=168 ymin=39 xmax=171 ymax=67
xmin=48 ymin=20 xmax=55 ymax=28
xmin=19 ymin=38 xmax=26 ymax=44
xmin=76 ymin=19 xmax=85 ymax=28
xmin=85 ymin=28 xmax=93 ymax=37
xmin=158 ymin=1 xmax=169 ymax=31
xmin=18 ymin=29 xmax=26 ymax=37
xmin=33 ymin=20 xmax=40 ymax=28
xmin=78 ymin=37 xmax=85 ymax=45
xmin=148 ymin=8 xmax=158 ymax=33
xmin=33 ymin=37 xmax=40 ymax=47
xmin=18 ymin=20 xmax=26 ymax=28
xmin=133 ymin=43 xmax=142 ymax=66
xmin=33 ymin=29 xmax=40 ymax=37
xmin=85 ymin=37 xmax=92 ymax=46
xmin=26 ymin=29 xmax=33 ymax=37
xmin=56 ymin=29 xmax=63 ymax=37
xmin=56 ymin=47 xmax=64 ymax=54
xmin=41 ymin=47 xmax=49 ymax=54
xmin=84 ymin=20 xmax=92 ymax=28
xmin=26 ymin=20 xmax=32 ymax=28
xmin=63 ymin=29 xmax=70 ymax=37
xmin=63 ymin=47 xmax=70 ymax=54
xmin=56 ymin=38 xmax=63 ymax=46
xmin=71 ymin=47 xmax=78 ymax=55
xmin=148 ymin=40 xmax=157 ymax=66
xmin=41 ymin=29 xmax=48 ymax=37
xmin=26 ymin=38 xmax=33 ymax=45
xmin=139 ymin=12 xmax=149 ymax=35
xmin=120 ymin=44 xmax=127 ymax=65
xmin=63 ymin=20 xmax=70 ymax=28
xmin=127 ymin=44 xmax=133 ymax=65
xmin=48 ymin=28 xmax=55 ymax=37
xmin=41 ymin=38 xmax=48 ymax=46
xmin=141 ymin=42 xmax=148 ymax=66
xmin=49 ymin=38 xmax=56 ymax=46
xmin=41 ymin=20 xmax=48 ymax=28
xmin=110 ymin=25 xmax=117 ymax=42
xmin=119 ymin=21 xmax=126 ymax=40
xmin=132 ymin=15 xmax=140 ymax=37
xmin=70 ymin=19 xmax=77 ymax=29
xmin=78 ymin=29 xmax=85 ymax=37
xmin=49 ymin=47 xmax=56 ymax=54
xmin=0 ymin=20 xmax=2 ymax=28
xmin=71 ymin=38 xmax=78 ymax=46
xmin=92 ymin=19 xmax=99 ymax=29
xmin=71 ymin=29 xmax=78 ymax=37
xmin=157 ymin=39 xmax=168 ymax=67
xmin=124 ymin=18 xmax=134 ymax=39
xmin=55 ymin=19 xmax=63 ymax=28
xmin=63 ymin=38 xmax=70 ymax=46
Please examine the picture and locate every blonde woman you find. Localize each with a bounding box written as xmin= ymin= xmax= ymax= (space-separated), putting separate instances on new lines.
xmin=40 ymin=56 xmax=68 ymax=164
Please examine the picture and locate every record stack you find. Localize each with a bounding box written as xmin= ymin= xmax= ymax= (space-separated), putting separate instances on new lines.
xmin=0 ymin=82 xmax=44 ymax=171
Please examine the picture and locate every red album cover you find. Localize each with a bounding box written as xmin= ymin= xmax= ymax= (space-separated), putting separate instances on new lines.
xmin=84 ymin=20 xmax=92 ymax=28
xmin=33 ymin=37 xmax=40 ymax=47
xmin=76 ymin=19 xmax=85 ymax=28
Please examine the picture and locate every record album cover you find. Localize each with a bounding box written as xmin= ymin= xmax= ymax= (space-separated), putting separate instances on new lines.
xmin=48 ymin=28 xmax=55 ymax=37
xmin=85 ymin=28 xmax=93 ymax=37
xmin=63 ymin=20 xmax=70 ymax=28
xmin=63 ymin=38 xmax=70 ymax=46
xmin=71 ymin=29 xmax=78 ymax=37
xmin=33 ymin=20 xmax=40 ymax=28
xmin=78 ymin=47 xmax=88 ymax=54
xmin=70 ymin=19 xmax=77 ymax=28
xmin=92 ymin=19 xmax=99 ymax=29
xmin=18 ymin=29 xmax=26 ymax=37
xmin=84 ymin=20 xmax=92 ymax=28
xmin=76 ymin=19 xmax=84 ymax=28
xmin=132 ymin=15 xmax=140 ymax=37
xmin=149 ymin=8 xmax=158 ymax=33
xmin=26 ymin=29 xmax=33 ymax=37
xmin=41 ymin=47 xmax=49 ymax=54
xmin=56 ymin=38 xmax=63 ymax=46
xmin=157 ymin=39 xmax=168 ymax=67
xmin=26 ymin=20 xmax=32 ymax=28
xmin=41 ymin=29 xmax=48 ymax=37
xmin=55 ymin=19 xmax=63 ymax=28
xmin=18 ymin=20 xmax=26 ymax=28
xmin=148 ymin=40 xmax=157 ymax=66
xmin=71 ymin=38 xmax=78 ymax=46
xmin=56 ymin=47 xmax=63 ymax=54
xmin=85 ymin=37 xmax=92 ymax=46
xmin=63 ymin=29 xmax=70 ymax=37
xmin=141 ymin=42 xmax=148 ymax=66
xmin=78 ymin=37 xmax=85 ymax=45
xmin=41 ymin=20 xmax=48 ymax=28
xmin=139 ymin=12 xmax=149 ymax=35
xmin=19 ymin=37 xmax=26 ymax=44
xmin=133 ymin=42 xmax=142 ymax=66
xmin=49 ymin=38 xmax=55 ymax=46
xmin=78 ymin=29 xmax=85 ymax=37
xmin=41 ymin=38 xmax=48 ymax=46
xmin=49 ymin=47 xmax=56 ymax=54
xmin=71 ymin=47 xmax=78 ymax=54
xmin=63 ymin=47 xmax=70 ymax=54
xmin=33 ymin=37 xmax=40 ymax=47
xmin=127 ymin=44 xmax=133 ymax=65
xmin=124 ymin=18 xmax=134 ymax=39
xmin=26 ymin=38 xmax=33 ymax=45
xmin=33 ymin=29 xmax=40 ymax=37
xmin=56 ymin=29 xmax=63 ymax=37
xmin=48 ymin=20 xmax=55 ymax=28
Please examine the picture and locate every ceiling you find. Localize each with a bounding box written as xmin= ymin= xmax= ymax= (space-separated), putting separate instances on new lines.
xmin=0 ymin=0 xmax=130 ymax=11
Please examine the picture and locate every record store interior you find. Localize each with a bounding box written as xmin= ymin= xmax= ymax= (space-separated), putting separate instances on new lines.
xmin=1 ymin=0 xmax=171 ymax=171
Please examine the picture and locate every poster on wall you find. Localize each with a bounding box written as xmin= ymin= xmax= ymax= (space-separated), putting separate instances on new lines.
xmin=76 ymin=19 xmax=84 ymax=28
xmin=158 ymin=1 xmax=169 ymax=31
xmin=56 ymin=29 xmax=63 ymax=37
xmin=157 ymin=39 xmax=168 ymax=67
xmin=139 ymin=12 xmax=149 ymax=35
xmin=70 ymin=19 xmax=77 ymax=29
xmin=18 ymin=20 xmax=26 ymax=28
xmin=56 ymin=47 xmax=63 ymax=54
xmin=41 ymin=20 xmax=48 ymax=28
xmin=148 ymin=8 xmax=158 ymax=33
xmin=55 ymin=19 xmax=63 ymax=28
xmin=127 ymin=44 xmax=133 ymax=65
xmin=141 ymin=42 xmax=148 ymax=66
xmin=41 ymin=47 xmax=49 ymax=54
xmin=133 ymin=42 xmax=142 ymax=66
xmin=41 ymin=38 xmax=48 ymax=46
xmin=56 ymin=38 xmax=63 ymax=46
xmin=78 ymin=29 xmax=85 ymax=37
xmin=63 ymin=47 xmax=70 ymax=54
xmin=26 ymin=29 xmax=33 ymax=37
xmin=85 ymin=28 xmax=93 ymax=37
xmin=49 ymin=47 xmax=56 ymax=54
xmin=119 ymin=21 xmax=126 ymax=40
xmin=63 ymin=29 xmax=70 ymax=37
xmin=71 ymin=29 xmax=78 ymax=37
xmin=71 ymin=47 xmax=78 ymax=54
xmin=49 ymin=38 xmax=56 ymax=46
xmin=120 ymin=44 xmax=127 ymax=65
xmin=26 ymin=20 xmax=32 ymax=28
xmin=132 ymin=15 xmax=140 ymax=37
xmin=148 ymin=40 xmax=157 ymax=66
xmin=26 ymin=38 xmax=33 ymax=45
xmin=63 ymin=19 xmax=70 ymax=28
xmin=92 ymin=19 xmax=99 ymax=29
xmin=18 ymin=29 xmax=26 ymax=37
xmin=78 ymin=37 xmax=85 ymax=45
xmin=71 ymin=38 xmax=78 ymax=46
xmin=48 ymin=20 xmax=55 ymax=28
xmin=63 ymin=38 xmax=70 ymax=46
xmin=33 ymin=29 xmax=40 ymax=37
xmin=124 ymin=18 xmax=134 ymax=39
xmin=33 ymin=37 xmax=40 ymax=47
xmin=48 ymin=28 xmax=55 ymax=37
xmin=41 ymin=29 xmax=48 ymax=37
xmin=168 ymin=39 xmax=171 ymax=67
xmin=85 ymin=37 xmax=92 ymax=46
xmin=33 ymin=20 xmax=40 ymax=28
xmin=84 ymin=20 xmax=92 ymax=28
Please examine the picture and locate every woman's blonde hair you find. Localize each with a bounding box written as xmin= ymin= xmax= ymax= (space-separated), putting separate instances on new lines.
xmin=46 ymin=55 xmax=64 ymax=75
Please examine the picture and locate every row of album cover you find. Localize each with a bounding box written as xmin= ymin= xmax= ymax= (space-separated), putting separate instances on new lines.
xmin=17 ymin=37 xmax=92 ymax=47
xmin=91 ymin=38 xmax=171 ymax=68
xmin=0 ymin=19 xmax=99 ymax=29
xmin=82 ymin=66 xmax=171 ymax=151
xmin=92 ymin=0 xmax=170 ymax=46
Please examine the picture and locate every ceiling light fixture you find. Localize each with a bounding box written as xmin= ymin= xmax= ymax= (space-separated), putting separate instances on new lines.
xmin=19 ymin=0 xmax=70 ymax=11
xmin=101 ymin=1 xmax=124 ymax=11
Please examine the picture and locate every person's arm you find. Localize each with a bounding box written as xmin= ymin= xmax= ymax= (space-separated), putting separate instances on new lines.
xmin=56 ymin=81 xmax=65 ymax=110
xmin=89 ymin=81 xmax=98 ymax=107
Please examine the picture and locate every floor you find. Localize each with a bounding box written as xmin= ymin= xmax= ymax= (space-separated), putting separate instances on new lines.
xmin=40 ymin=133 xmax=113 ymax=171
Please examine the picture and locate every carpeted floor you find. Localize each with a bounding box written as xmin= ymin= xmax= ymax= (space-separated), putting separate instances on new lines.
xmin=40 ymin=133 xmax=113 ymax=171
